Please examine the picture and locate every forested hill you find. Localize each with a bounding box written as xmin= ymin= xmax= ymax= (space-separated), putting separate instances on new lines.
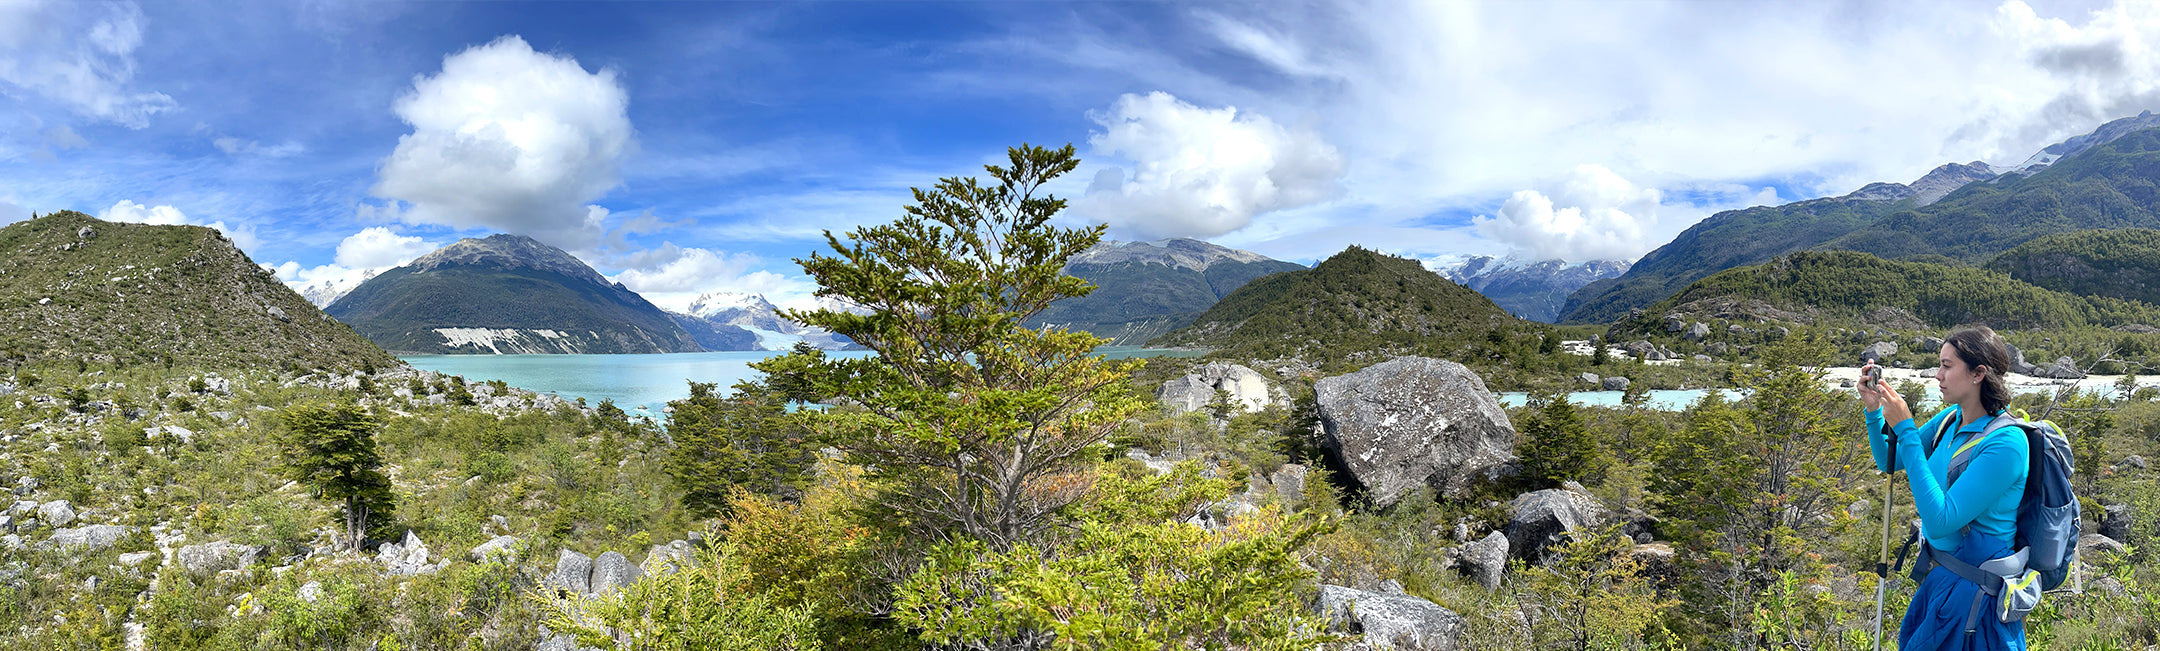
xmin=1151 ymin=246 xmax=1523 ymax=364
xmin=0 ymin=211 xmax=398 ymax=371
xmin=1987 ymin=228 xmax=2160 ymax=305
xmin=1616 ymin=250 xmax=2160 ymax=337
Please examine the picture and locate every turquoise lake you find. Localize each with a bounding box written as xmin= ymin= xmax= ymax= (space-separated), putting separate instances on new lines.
xmin=399 ymin=346 xmax=1207 ymax=416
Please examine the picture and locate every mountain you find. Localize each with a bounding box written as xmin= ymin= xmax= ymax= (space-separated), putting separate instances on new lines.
xmin=326 ymin=234 xmax=703 ymax=354
xmin=1152 ymin=246 xmax=1521 ymax=363
xmin=1028 ymin=238 xmax=1306 ymax=345
xmin=0 ymin=211 xmax=398 ymax=371
xmin=298 ymin=269 xmax=377 ymax=307
xmin=1560 ymin=112 xmax=2160 ymax=325
xmin=1986 ymin=228 xmax=2160 ymax=306
xmin=673 ymin=291 xmax=855 ymax=351
xmin=1617 ymin=250 xmax=2160 ymax=338
xmin=1430 ymin=256 xmax=1630 ymax=322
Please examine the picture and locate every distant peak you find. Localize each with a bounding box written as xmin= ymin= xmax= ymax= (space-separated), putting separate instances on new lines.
xmin=685 ymin=291 xmax=778 ymax=318
xmin=406 ymin=233 xmax=607 ymax=285
xmin=1072 ymin=237 xmax=1276 ymax=271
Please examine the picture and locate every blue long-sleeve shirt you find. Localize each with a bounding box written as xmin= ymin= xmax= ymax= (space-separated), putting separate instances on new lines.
xmin=1867 ymin=404 xmax=2027 ymax=553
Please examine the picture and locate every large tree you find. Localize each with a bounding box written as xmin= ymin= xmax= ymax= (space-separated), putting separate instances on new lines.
xmin=755 ymin=143 xmax=1144 ymax=550
xmin=279 ymin=403 xmax=395 ymax=553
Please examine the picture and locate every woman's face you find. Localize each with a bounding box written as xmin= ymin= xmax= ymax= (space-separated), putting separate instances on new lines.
xmin=1937 ymin=343 xmax=1983 ymax=405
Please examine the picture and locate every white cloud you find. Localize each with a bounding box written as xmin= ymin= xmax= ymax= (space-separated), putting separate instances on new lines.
xmin=213 ymin=137 xmax=304 ymax=158
xmin=1073 ymin=91 xmax=1342 ymax=239
xmin=0 ymin=0 xmax=175 ymax=128
xmin=607 ymin=244 xmax=818 ymax=313
xmin=334 ymin=226 xmax=438 ymax=269
xmin=99 ymin=200 xmax=260 ymax=252
xmin=1472 ymin=165 xmax=1663 ymax=263
xmin=371 ymin=35 xmax=633 ymax=249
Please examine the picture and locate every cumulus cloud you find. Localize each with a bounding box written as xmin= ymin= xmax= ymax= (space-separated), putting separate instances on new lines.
xmin=372 ymin=35 xmax=633 ymax=249
xmin=1073 ymin=91 xmax=1342 ymax=239
xmin=0 ymin=0 xmax=175 ymax=128
xmin=100 ymin=200 xmax=260 ymax=251
xmin=335 ymin=226 xmax=439 ymax=269
xmin=607 ymin=243 xmax=818 ymax=313
xmin=1471 ymin=165 xmax=1663 ymax=263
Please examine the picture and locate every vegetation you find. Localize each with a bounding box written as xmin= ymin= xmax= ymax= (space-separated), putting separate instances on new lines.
xmin=0 ymin=211 xmax=398 ymax=371
xmin=1027 ymin=248 xmax=1304 ymax=346
xmin=278 ymin=403 xmax=395 ymax=552
xmin=1988 ymin=227 xmax=2160 ymax=305
xmin=663 ymin=380 xmax=819 ymax=516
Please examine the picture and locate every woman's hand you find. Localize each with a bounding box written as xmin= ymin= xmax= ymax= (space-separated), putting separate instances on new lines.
xmin=1876 ymin=376 xmax=1914 ymax=426
xmin=1858 ymin=364 xmax=1883 ymax=411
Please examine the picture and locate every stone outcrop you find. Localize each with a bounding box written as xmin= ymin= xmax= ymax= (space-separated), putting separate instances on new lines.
xmin=1314 ymin=584 xmax=1464 ymax=651
xmin=376 ymin=530 xmax=445 ymax=576
xmin=547 ymin=549 xmax=593 ymax=594
xmin=41 ymin=524 xmax=131 ymax=552
xmin=1314 ymin=357 xmax=1518 ymax=507
xmin=1458 ymin=531 xmax=1508 ymax=590
xmin=1600 ymin=376 xmax=1630 ymax=392
xmin=177 ymin=541 xmax=258 ymax=574
xmin=36 ymin=500 xmax=74 ymax=528
xmin=470 ymin=535 xmax=521 ymax=562
xmin=1158 ymin=362 xmax=1282 ymax=415
xmin=1860 ymin=341 xmax=1898 ymax=364
xmin=1504 ymin=487 xmax=1609 ymax=565
xmin=591 ymin=551 xmax=642 ymax=595
xmin=2036 ymin=356 xmax=2086 ymax=379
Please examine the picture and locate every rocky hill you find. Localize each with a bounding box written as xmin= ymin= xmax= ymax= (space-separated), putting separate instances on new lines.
xmin=1028 ymin=238 xmax=1305 ymax=345
xmin=1432 ymin=256 xmax=1629 ymax=322
xmin=0 ymin=211 xmax=397 ymax=371
xmin=1987 ymin=228 xmax=2160 ymax=305
xmin=1560 ymin=112 xmax=2160 ymax=325
xmin=1153 ymin=246 xmax=1522 ymax=364
xmin=326 ymin=234 xmax=703 ymax=354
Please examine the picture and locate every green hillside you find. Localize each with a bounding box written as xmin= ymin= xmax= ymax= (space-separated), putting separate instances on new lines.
xmin=1152 ymin=246 xmax=1523 ymax=365
xmin=327 ymin=234 xmax=702 ymax=355
xmin=1618 ymin=250 xmax=2160 ymax=337
xmin=1028 ymin=244 xmax=1304 ymax=345
xmin=0 ymin=211 xmax=397 ymax=371
xmin=1559 ymin=192 xmax=1904 ymax=325
xmin=1986 ymin=228 xmax=2160 ymax=309
xmin=1826 ymin=128 xmax=2160 ymax=261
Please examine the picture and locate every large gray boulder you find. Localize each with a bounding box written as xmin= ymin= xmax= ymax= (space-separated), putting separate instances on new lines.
xmin=1504 ymin=488 xmax=1609 ymax=565
xmin=1158 ymin=362 xmax=1281 ymax=415
xmin=2040 ymin=356 xmax=2086 ymax=379
xmin=1860 ymin=341 xmax=1898 ymax=364
xmin=1600 ymin=376 xmax=1630 ymax=392
xmin=2006 ymin=343 xmax=2036 ymax=376
xmin=645 ymin=540 xmax=694 ymax=574
xmin=1458 ymin=531 xmax=1508 ymax=590
xmin=469 ymin=535 xmax=522 ymax=562
xmin=591 ymin=551 xmax=642 ymax=594
xmin=2100 ymin=504 xmax=2132 ymax=542
xmin=376 ymin=530 xmax=444 ymax=576
xmin=547 ymin=549 xmax=593 ymax=594
xmin=1314 ymin=357 xmax=1518 ymax=507
xmin=177 ymin=541 xmax=258 ymax=574
xmin=1576 ymin=372 xmax=1599 ymax=386
xmin=1314 ymin=584 xmax=1464 ymax=650
xmin=41 ymin=524 xmax=132 ymax=552
xmin=36 ymin=500 xmax=74 ymax=528
xmin=1684 ymin=322 xmax=1710 ymax=341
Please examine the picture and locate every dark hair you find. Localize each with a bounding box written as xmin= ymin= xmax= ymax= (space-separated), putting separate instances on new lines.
xmin=1944 ymin=326 xmax=2013 ymax=415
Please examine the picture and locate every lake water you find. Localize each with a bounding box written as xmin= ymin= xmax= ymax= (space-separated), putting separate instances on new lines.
xmin=399 ymin=346 xmax=1207 ymax=416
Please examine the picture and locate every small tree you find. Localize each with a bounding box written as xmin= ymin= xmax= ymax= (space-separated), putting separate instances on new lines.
xmin=666 ymin=380 xmax=821 ymax=516
xmin=280 ymin=403 xmax=395 ymax=552
xmin=757 ymin=143 xmax=1146 ymax=550
xmin=1518 ymin=392 xmax=1606 ymax=488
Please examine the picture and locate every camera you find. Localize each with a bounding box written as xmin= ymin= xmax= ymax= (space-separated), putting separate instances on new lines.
xmin=1862 ymin=360 xmax=1883 ymax=387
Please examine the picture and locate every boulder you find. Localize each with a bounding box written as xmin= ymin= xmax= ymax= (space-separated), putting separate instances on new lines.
xmin=177 ymin=541 xmax=258 ymax=574
xmin=1614 ymin=508 xmax=1660 ymax=542
xmin=36 ymin=500 xmax=74 ymax=528
xmin=2040 ymin=357 xmax=2086 ymax=380
xmin=546 ymin=549 xmax=593 ymax=594
xmin=297 ymin=581 xmax=323 ymax=604
xmin=469 ymin=535 xmax=522 ymax=562
xmin=1622 ymin=341 xmax=1655 ymax=359
xmin=1314 ymin=584 xmax=1464 ymax=651
xmin=1727 ymin=324 xmax=1748 ymax=336
xmin=1314 ymin=357 xmax=1518 ymax=507
xmin=1576 ymin=372 xmax=1600 ymax=386
xmin=2100 ymin=504 xmax=2132 ymax=542
xmin=1919 ymin=368 xmax=1937 ymax=379
xmin=591 ymin=551 xmax=642 ymax=594
xmin=1628 ymin=543 xmax=1677 ymax=586
xmin=1684 ymin=322 xmax=1710 ymax=341
xmin=1860 ymin=341 xmax=1898 ymax=364
xmin=1458 ymin=531 xmax=1508 ymax=590
xmin=1269 ymin=464 xmax=1309 ymax=507
xmin=1663 ymin=315 xmax=1685 ymax=333
xmin=40 ymin=524 xmax=132 ymax=552
xmin=377 ymin=530 xmax=444 ymax=576
xmin=2006 ymin=343 xmax=2036 ymax=376
xmin=1504 ymin=488 xmax=1609 ymax=565
xmin=2080 ymin=534 xmax=2125 ymax=558
xmin=645 ymin=539 xmax=695 ymax=574
xmin=1158 ymin=362 xmax=1281 ymax=415
xmin=1600 ymin=376 xmax=1630 ymax=392
xmin=1692 ymin=354 xmax=1712 ymax=363
xmin=1919 ymin=336 xmax=1945 ymax=352
xmin=2121 ymin=455 xmax=2149 ymax=470
xmin=117 ymin=551 xmax=155 ymax=567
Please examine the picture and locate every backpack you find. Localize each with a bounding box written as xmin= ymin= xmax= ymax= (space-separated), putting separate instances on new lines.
xmin=1934 ymin=411 xmax=2081 ymax=592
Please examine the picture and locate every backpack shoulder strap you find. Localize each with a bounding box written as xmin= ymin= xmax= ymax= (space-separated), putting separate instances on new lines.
xmin=1946 ymin=413 xmax=2025 ymax=488
xmin=1926 ymin=405 xmax=1960 ymax=457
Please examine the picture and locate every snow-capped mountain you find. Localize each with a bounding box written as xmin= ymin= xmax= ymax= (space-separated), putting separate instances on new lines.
xmin=297 ymin=268 xmax=378 ymax=307
xmin=1428 ymin=256 xmax=1631 ymax=323
xmin=674 ymin=291 xmax=856 ymax=351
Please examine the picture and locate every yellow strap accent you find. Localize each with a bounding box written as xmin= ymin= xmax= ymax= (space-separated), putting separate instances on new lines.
xmin=2011 ymin=570 xmax=2038 ymax=591
xmin=1953 ymin=429 xmax=1999 ymax=458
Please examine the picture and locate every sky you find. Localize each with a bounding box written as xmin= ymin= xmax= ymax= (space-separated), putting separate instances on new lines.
xmin=4 ymin=0 xmax=2158 ymax=312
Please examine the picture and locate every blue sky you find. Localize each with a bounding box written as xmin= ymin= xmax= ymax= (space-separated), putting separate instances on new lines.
xmin=3 ymin=0 xmax=2155 ymax=310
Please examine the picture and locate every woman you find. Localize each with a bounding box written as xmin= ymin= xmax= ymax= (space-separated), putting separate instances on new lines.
xmin=1862 ymin=326 xmax=2029 ymax=650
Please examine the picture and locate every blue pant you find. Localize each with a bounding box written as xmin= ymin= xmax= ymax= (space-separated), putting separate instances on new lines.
xmin=1900 ymin=529 xmax=2026 ymax=650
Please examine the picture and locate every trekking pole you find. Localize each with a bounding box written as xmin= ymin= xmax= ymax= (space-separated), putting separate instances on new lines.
xmin=1871 ymin=417 xmax=1897 ymax=651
